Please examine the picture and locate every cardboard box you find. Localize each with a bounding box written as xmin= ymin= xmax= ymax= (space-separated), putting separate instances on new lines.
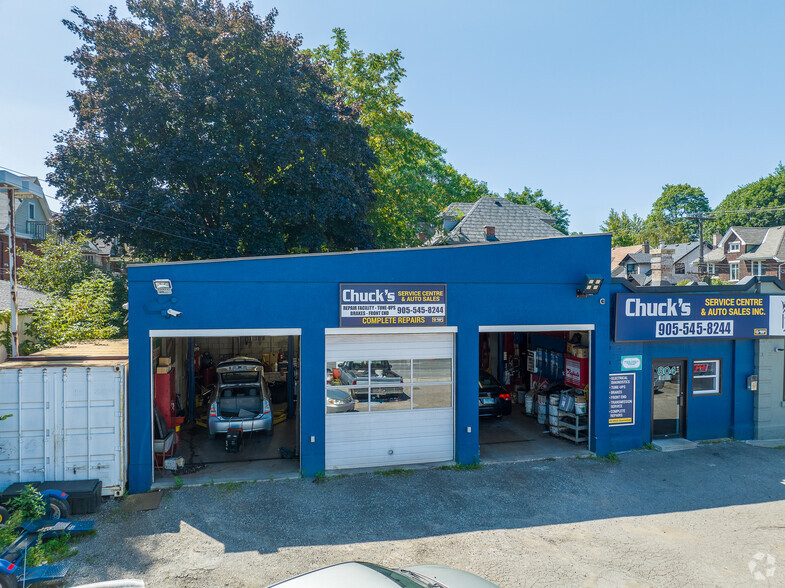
xmin=158 ymin=357 xmax=172 ymax=366
xmin=156 ymin=362 xmax=174 ymax=374
xmin=567 ymin=343 xmax=589 ymax=358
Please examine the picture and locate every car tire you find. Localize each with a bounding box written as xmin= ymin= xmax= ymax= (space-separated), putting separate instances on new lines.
xmin=0 ymin=572 xmax=19 ymax=588
xmin=46 ymin=497 xmax=72 ymax=520
xmin=0 ymin=505 xmax=9 ymax=526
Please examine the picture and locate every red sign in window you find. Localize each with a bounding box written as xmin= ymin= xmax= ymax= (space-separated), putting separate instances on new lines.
xmin=693 ymin=363 xmax=709 ymax=373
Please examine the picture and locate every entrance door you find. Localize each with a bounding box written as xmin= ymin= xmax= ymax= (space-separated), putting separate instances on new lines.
xmin=652 ymin=360 xmax=686 ymax=438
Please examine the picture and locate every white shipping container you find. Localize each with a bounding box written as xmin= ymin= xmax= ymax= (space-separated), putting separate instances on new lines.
xmin=0 ymin=362 xmax=127 ymax=496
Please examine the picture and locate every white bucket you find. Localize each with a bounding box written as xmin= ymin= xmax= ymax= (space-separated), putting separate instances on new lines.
xmin=549 ymin=424 xmax=561 ymax=435
xmin=525 ymin=394 xmax=534 ymax=414
xmin=537 ymin=396 xmax=547 ymax=424
xmin=517 ymin=390 xmax=526 ymax=404
xmin=548 ymin=414 xmax=560 ymax=426
xmin=575 ymin=401 xmax=587 ymax=415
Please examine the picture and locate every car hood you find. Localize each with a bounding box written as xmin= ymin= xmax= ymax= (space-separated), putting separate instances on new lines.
xmin=404 ymin=565 xmax=499 ymax=588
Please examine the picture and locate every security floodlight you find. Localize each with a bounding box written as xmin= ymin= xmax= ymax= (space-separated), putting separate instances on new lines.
xmin=153 ymin=279 xmax=172 ymax=295
xmin=577 ymin=274 xmax=604 ymax=297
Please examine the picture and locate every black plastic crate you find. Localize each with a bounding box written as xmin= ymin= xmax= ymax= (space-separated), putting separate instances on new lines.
xmin=1 ymin=479 xmax=102 ymax=515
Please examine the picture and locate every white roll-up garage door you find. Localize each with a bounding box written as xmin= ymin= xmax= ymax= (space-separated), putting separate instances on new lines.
xmin=325 ymin=333 xmax=454 ymax=470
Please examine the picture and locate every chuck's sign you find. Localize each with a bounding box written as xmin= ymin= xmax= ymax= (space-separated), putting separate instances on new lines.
xmin=615 ymin=294 xmax=771 ymax=341
xmin=340 ymin=284 xmax=446 ymax=327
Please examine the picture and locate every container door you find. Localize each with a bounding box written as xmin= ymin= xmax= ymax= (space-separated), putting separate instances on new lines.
xmin=652 ymin=360 xmax=686 ymax=438
xmin=0 ymin=367 xmax=51 ymax=487
xmin=58 ymin=366 xmax=127 ymax=496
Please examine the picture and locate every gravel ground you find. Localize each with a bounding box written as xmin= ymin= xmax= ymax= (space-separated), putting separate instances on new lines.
xmin=63 ymin=441 xmax=785 ymax=587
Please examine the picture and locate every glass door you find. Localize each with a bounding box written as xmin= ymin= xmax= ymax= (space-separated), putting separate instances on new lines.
xmin=652 ymin=360 xmax=686 ymax=438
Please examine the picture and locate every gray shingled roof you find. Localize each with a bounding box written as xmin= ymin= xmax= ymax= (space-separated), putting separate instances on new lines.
xmin=430 ymin=197 xmax=564 ymax=245
xmin=704 ymin=248 xmax=726 ymax=263
xmin=729 ymin=226 xmax=769 ymax=245
xmin=739 ymin=226 xmax=785 ymax=260
xmin=627 ymin=252 xmax=652 ymax=264
xmin=0 ymin=280 xmax=51 ymax=311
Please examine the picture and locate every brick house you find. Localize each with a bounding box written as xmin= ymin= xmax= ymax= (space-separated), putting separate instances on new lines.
xmin=702 ymin=226 xmax=785 ymax=282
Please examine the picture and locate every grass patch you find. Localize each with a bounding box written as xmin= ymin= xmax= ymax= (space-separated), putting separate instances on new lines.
xmin=641 ymin=442 xmax=655 ymax=450
xmin=374 ymin=468 xmax=413 ymax=477
xmin=578 ymin=452 xmax=620 ymax=464
xmin=439 ymin=462 xmax=482 ymax=472
xmin=698 ymin=438 xmax=732 ymax=445
xmin=173 ymin=477 xmax=184 ymax=490
xmin=218 ymin=481 xmax=246 ymax=494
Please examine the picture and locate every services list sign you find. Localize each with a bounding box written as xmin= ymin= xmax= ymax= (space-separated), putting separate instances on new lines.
xmin=615 ymin=294 xmax=771 ymax=341
xmin=340 ymin=284 xmax=446 ymax=327
xmin=609 ymin=372 xmax=635 ymax=426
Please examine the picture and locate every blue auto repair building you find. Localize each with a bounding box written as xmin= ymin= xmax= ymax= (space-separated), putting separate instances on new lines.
xmin=126 ymin=234 xmax=785 ymax=493
xmin=127 ymin=235 xmax=612 ymax=493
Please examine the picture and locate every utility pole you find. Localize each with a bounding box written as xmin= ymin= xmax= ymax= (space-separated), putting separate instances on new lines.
xmin=7 ymin=187 xmax=18 ymax=357
xmin=686 ymin=214 xmax=712 ymax=284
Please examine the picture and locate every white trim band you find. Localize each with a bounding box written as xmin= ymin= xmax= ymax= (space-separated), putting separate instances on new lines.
xmin=149 ymin=328 xmax=301 ymax=337
xmin=478 ymin=324 xmax=595 ymax=333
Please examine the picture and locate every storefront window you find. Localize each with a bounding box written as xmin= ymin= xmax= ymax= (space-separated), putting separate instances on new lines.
xmin=692 ymin=360 xmax=720 ymax=395
xmin=326 ymin=357 xmax=452 ymax=413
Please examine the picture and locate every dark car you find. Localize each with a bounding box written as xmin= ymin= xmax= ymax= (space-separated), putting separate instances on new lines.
xmin=479 ymin=370 xmax=512 ymax=417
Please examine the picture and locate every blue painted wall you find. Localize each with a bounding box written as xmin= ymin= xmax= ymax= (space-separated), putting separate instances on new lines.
xmin=127 ymin=235 xmax=612 ymax=493
xmin=609 ymin=283 xmax=756 ymax=452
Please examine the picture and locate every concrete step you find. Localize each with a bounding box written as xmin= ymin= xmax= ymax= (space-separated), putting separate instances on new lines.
xmin=652 ymin=438 xmax=699 ymax=452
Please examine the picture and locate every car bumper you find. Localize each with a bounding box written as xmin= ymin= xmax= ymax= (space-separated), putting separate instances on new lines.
xmin=479 ymin=400 xmax=512 ymax=416
xmin=208 ymin=412 xmax=272 ymax=435
xmin=327 ymin=401 xmax=356 ymax=413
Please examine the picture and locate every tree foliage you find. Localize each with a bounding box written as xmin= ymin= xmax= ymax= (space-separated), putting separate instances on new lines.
xmin=709 ymin=164 xmax=785 ymax=234
xmin=17 ymin=233 xmax=95 ymax=297
xmin=48 ymin=2 xmax=377 ymax=260
xmin=504 ymin=187 xmax=570 ymax=234
xmin=309 ymin=29 xmax=491 ymax=248
xmin=642 ymin=183 xmax=709 ymax=243
xmin=599 ymin=209 xmax=645 ymax=247
xmin=25 ymin=272 xmax=122 ymax=352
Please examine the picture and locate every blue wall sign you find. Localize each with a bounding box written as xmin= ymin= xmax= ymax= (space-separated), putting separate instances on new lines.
xmin=615 ymin=294 xmax=770 ymax=341
xmin=609 ymin=372 xmax=635 ymax=426
xmin=340 ymin=283 xmax=446 ymax=327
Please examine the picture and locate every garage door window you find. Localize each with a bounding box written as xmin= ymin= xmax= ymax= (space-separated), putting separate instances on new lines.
xmin=327 ymin=357 xmax=452 ymax=413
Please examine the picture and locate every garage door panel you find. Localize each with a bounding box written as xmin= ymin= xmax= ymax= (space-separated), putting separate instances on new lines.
xmin=326 ymin=410 xmax=453 ymax=469
xmin=325 ymin=330 xmax=454 ymax=470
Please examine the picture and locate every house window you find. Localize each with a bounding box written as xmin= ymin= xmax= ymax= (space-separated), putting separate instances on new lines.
xmin=728 ymin=241 xmax=740 ymax=253
xmin=692 ymin=360 xmax=720 ymax=395
xmin=674 ymin=262 xmax=685 ymax=274
xmin=626 ymin=263 xmax=638 ymax=274
xmin=729 ymin=262 xmax=739 ymax=281
xmin=707 ymin=263 xmax=716 ymax=275
xmin=751 ymin=261 xmax=764 ymax=276
xmin=28 ymin=203 xmax=35 ymax=219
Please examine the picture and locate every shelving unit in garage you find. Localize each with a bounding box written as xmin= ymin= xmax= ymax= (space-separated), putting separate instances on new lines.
xmin=557 ymin=410 xmax=588 ymax=444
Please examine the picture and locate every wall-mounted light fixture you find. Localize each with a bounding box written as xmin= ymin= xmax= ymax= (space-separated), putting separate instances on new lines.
xmin=153 ymin=279 xmax=172 ymax=295
xmin=577 ymin=274 xmax=604 ymax=297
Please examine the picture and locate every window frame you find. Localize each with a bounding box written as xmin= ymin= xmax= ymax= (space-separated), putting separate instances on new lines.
xmin=751 ymin=261 xmax=764 ymax=276
xmin=727 ymin=241 xmax=740 ymax=253
xmin=729 ymin=262 xmax=739 ymax=281
xmin=28 ymin=202 xmax=35 ymax=220
xmin=707 ymin=263 xmax=715 ymax=275
xmin=691 ymin=359 xmax=721 ymax=396
xmin=326 ymin=356 xmax=453 ymax=414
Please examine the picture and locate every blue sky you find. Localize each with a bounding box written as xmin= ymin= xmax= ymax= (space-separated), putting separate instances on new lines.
xmin=2 ymin=0 xmax=784 ymax=235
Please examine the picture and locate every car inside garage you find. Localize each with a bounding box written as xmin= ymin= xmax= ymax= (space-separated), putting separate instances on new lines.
xmin=478 ymin=328 xmax=592 ymax=461
xmin=151 ymin=332 xmax=301 ymax=485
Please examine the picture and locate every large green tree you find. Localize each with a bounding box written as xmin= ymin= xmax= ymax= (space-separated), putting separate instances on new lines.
xmin=709 ymin=164 xmax=785 ymax=233
xmin=642 ymin=183 xmax=709 ymax=243
xmin=17 ymin=233 xmax=95 ymax=297
xmin=505 ymin=187 xmax=570 ymax=234
xmin=599 ymin=209 xmax=645 ymax=247
xmin=309 ymin=29 xmax=492 ymax=248
xmin=48 ymin=2 xmax=377 ymax=260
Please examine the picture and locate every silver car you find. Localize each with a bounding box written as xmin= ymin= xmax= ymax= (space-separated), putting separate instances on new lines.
xmin=268 ymin=561 xmax=499 ymax=587
xmin=208 ymin=357 xmax=272 ymax=438
xmin=326 ymin=387 xmax=355 ymax=413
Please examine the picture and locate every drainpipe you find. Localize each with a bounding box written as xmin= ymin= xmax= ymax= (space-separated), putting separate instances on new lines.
xmin=7 ymin=188 xmax=18 ymax=357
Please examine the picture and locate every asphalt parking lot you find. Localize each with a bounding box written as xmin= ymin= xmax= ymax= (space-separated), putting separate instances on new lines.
xmin=66 ymin=441 xmax=785 ymax=587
